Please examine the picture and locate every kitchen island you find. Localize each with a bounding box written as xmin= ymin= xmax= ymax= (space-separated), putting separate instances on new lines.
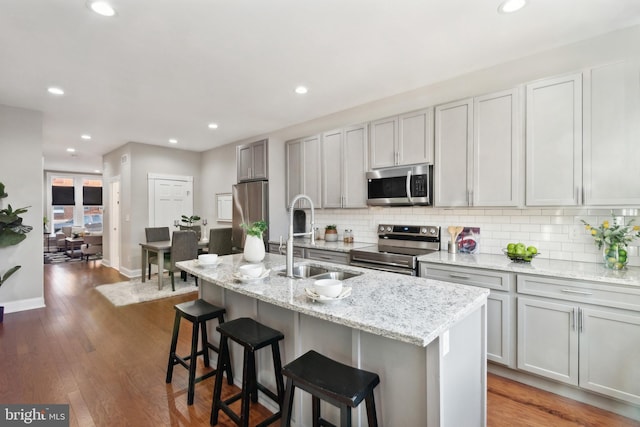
xmin=178 ymin=253 xmax=489 ymax=426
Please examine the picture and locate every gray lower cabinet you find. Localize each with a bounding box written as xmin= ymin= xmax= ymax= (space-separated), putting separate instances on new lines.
xmin=517 ymin=274 xmax=640 ymax=405
xmin=420 ymin=262 xmax=514 ymax=367
xmin=305 ymin=248 xmax=349 ymax=265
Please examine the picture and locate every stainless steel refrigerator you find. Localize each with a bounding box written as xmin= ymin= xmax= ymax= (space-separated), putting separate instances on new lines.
xmin=232 ymin=181 xmax=269 ymax=252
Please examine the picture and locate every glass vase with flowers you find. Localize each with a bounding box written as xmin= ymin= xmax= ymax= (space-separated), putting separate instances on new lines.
xmin=581 ymin=214 xmax=640 ymax=270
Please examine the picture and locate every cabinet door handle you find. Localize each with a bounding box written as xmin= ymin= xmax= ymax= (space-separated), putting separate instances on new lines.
xmin=579 ymin=308 xmax=584 ymax=333
xmin=449 ymin=273 xmax=471 ymax=279
xmin=561 ymin=289 xmax=593 ymax=296
xmin=576 ymin=187 xmax=580 ymax=204
xmin=572 ymin=307 xmax=577 ymax=331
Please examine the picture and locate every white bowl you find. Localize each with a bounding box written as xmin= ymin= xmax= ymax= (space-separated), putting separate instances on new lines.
xmin=198 ymin=254 xmax=218 ymax=265
xmin=238 ymin=264 xmax=264 ymax=278
xmin=313 ymin=279 xmax=343 ymax=298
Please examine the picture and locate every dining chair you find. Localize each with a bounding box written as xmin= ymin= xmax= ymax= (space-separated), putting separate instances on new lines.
xmin=145 ymin=226 xmax=171 ymax=279
xmin=208 ymin=227 xmax=232 ymax=255
xmin=164 ymin=230 xmax=199 ymax=291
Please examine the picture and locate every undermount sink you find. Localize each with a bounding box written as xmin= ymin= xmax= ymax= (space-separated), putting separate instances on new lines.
xmin=279 ymin=264 xmax=361 ymax=280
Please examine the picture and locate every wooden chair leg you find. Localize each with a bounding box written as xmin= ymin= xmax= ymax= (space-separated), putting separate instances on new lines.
xmin=365 ymin=393 xmax=378 ymax=427
xmin=281 ymin=378 xmax=295 ymax=427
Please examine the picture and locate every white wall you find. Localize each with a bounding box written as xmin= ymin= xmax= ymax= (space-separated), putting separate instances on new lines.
xmin=103 ymin=142 xmax=201 ymax=277
xmin=0 ymin=104 xmax=44 ymax=313
xmin=200 ymin=25 xmax=640 ymax=265
xmin=200 ymin=142 xmax=237 ymax=225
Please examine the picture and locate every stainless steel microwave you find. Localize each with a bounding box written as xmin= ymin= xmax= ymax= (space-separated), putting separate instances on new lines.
xmin=366 ymin=164 xmax=433 ymax=206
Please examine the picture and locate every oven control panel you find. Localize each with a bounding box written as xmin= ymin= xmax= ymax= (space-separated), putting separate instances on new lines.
xmin=378 ymin=224 xmax=439 ymax=237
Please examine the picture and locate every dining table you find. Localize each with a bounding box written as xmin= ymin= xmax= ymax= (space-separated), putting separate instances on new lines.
xmin=140 ymin=239 xmax=209 ymax=290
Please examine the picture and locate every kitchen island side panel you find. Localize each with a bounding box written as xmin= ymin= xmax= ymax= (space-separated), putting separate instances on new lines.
xmin=199 ymin=279 xmax=487 ymax=427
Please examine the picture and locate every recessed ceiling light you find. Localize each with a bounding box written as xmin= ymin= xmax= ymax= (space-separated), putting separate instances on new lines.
xmin=498 ymin=0 xmax=527 ymax=13
xmin=81 ymin=134 xmax=92 ymax=140
xmin=208 ymin=123 xmax=219 ymax=129
xmin=295 ymin=86 xmax=308 ymax=94
xmin=47 ymin=87 xmax=65 ymax=95
xmin=66 ymin=148 xmax=76 ymax=153
xmin=88 ymin=1 xmax=116 ymax=17
xmin=169 ymin=139 xmax=178 ymax=144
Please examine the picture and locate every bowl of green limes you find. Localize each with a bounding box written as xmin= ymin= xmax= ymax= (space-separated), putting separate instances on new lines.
xmin=503 ymin=243 xmax=539 ymax=263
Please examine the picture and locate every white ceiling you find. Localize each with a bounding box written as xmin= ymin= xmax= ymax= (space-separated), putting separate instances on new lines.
xmin=1 ymin=0 xmax=640 ymax=173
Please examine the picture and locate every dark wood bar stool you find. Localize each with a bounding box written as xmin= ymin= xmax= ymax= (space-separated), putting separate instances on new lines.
xmin=210 ymin=317 xmax=285 ymax=427
xmin=280 ymin=350 xmax=380 ymax=427
xmin=166 ymin=299 xmax=233 ymax=405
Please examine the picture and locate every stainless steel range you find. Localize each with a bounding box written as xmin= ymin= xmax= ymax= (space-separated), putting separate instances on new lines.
xmin=349 ymin=224 xmax=440 ymax=276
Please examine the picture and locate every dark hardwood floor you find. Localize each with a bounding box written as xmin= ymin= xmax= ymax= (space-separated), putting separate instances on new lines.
xmin=0 ymin=261 xmax=638 ymax=426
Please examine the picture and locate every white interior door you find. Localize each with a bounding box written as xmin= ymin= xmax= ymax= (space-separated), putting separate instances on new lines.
xmin=148 ymin=174 xmax=193 ymax=229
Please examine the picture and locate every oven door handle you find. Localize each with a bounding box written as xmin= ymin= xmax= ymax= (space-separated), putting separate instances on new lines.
xmin=406 ymin=170 xmax=413 ymax=203
xmin=349 ymin=261 xmax=415 ymax=276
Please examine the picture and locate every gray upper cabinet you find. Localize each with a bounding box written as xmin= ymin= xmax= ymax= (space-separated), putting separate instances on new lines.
xmin=473 ymin=88 xmax=522 ymax=206
xmin=286 ymin=135 xmax=321 ymax=209
xmin=322 ymin=124 xmax=368 ymax=208
xmin=435 ymin=98 xmax=473 ymax=206
xmin=525 ymin=73 xmax=582 ymax=206
xmin=435 ymin=89 xmax=522 ymax=208
xmin=583 ymin=60 xmax=640 ymax=205
xmin=237 ymin=139 xmax=268 ymax=182
xmin=369 ymin=108 xmax=433 ymax=169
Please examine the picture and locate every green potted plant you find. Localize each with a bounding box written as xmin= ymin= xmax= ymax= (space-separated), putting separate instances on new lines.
xmin=0 ymin=182 xmax=32 ymax=322
xmin=241 ymin=220 xmax=267 ymax=262
xmin=324 ymin=224 xmax=338 ymax=242
xmin=181 ymin=214 xmax=201 ymax=226
xmin=180 ymin=214 xmax=202 ymax=240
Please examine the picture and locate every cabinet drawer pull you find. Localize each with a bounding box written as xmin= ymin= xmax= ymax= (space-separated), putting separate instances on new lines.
xmin=561 ymin=289 xmax=593 ymax=296
xmin=449 ymin=273 xmax=471 ymax=279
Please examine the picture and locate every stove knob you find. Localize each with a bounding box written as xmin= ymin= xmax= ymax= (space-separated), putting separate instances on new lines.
xmin=379 ymin=225 xmax=385 ymax=233
xmin=386 ymin=226 xmax=392 ymax=232
xmin=421 ymin=227 xmax=427 ymax=234
xmin=430 ymin=228 xmax=437 ymax=235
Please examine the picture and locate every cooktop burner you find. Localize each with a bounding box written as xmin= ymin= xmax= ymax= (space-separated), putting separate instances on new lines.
xmin=349 ymin=224 xmax=441 ymax=275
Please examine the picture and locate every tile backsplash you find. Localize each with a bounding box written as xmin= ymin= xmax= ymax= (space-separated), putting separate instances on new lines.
xmin=312 ymin=207 xmax=640 ymax=267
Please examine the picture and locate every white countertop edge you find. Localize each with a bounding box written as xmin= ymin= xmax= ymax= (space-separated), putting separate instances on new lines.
xmin=418 ymin=251 xmax=640 ymax=287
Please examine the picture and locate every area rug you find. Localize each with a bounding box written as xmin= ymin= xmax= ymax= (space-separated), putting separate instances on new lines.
xmin=95 ymin=276 xmax=198 ymax=306
xmin=44 ymin=252 xmax=84 ymax=264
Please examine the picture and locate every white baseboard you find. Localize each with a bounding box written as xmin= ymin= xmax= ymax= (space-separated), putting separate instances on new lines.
xmin=1 ymin=297 xmax=46 ymax=314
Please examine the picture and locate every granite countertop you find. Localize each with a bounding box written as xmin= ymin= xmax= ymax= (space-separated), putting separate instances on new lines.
xmin=177 ymin=253 xmax=488 ymax=347
xmin=418 ymin=251 xmax=640 ymax=287
xmin=268 ymin=238 xmax=374 ymax=253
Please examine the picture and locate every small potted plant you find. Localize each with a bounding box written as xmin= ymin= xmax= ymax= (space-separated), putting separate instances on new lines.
xmin=241 ymin=220 xmax=267 ymax=262
xmin=180 ymin=214 xmax=202 ymax=240
xmin=324 ymin=224 xmax=338 ymax=242
xmin=181 ymin=214 xmax=201 ymax=226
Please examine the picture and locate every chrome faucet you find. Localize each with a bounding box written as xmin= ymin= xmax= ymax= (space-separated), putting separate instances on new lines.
xmin=286 ymin=194 xmax=315 ymax=278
